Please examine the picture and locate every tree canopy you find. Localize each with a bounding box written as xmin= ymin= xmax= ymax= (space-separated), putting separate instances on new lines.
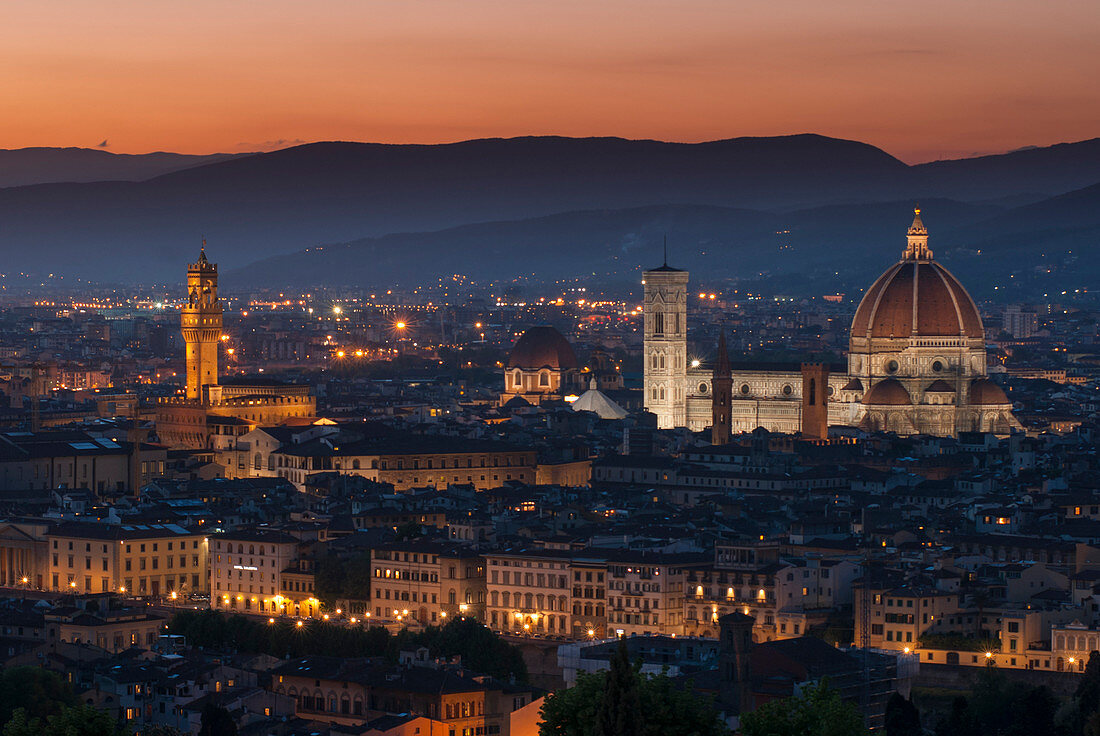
xmin=739 ymin=680 xmax=867 ymax=736
xmin=0 ymin=667 xmax=77 ymax=725
xmin=539 ymin=639 xmax=729 ymax=736
xmin=933 ymin=663 xmax=1059 ymax=736
xmin=3 ymin=704 xmax=128 ymax=736
xmin=169 ymin=609 xmax=526 ymax=681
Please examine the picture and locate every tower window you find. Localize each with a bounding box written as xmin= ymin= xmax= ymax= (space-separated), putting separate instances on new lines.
xmin=808 ymin=379 xmax=816 ymax=405
xmin=654 ymin=312 xmax=664 ymax=335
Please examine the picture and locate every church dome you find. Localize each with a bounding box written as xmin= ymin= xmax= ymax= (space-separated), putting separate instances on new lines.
xmin=969 ymin=378 xmax=1010 ymax=405
xmin=507 ymin=326 xmax=578 ymax=371
xmin=850 ymin=209 xmax=984 ymax=340
xmin=862 ymin=379 xmax=912 ymax=405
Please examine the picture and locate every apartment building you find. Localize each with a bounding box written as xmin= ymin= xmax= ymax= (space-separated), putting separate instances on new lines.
xmin=0 ymin=430 xmax=166 ymax=493
xmin=683 ymin=563 xmax=779 ymax=640
xmin=485 ymin=549 xmax=572 ymax=636
xmin=46 ymin=522 xmax=208 ymax=596
xmin=210 ymin=529 xmax=301 ymax=615
xmin=569 ymin=557 xmax=608 ymax=638
xmin=370 ymin=541 xmax=486 ymax=625
xmin=855 ymin=585 xmax=963 ymax=651
xmin=269 ymin=434 xmax=537 ymax=492
xmin=605 ymin=552 xmax=704 ymax=637
xmin=773 ymin=558 xmax=861 ymax=638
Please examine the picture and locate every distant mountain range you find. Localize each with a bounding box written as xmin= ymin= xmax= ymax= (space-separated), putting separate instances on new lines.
xmin=0 ymin=135 xmax=1098 ymax=285
xmin=0 ymin=147 xmax=247 ymax=188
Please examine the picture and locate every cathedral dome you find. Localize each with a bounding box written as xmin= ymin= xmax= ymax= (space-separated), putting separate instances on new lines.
xmin=862 ymin=379 xmax=912 ymax=405
xmin=850 ymin=209 xmax=984 ymax=341
xmin=969 ymin=378 xmax=1010 ymax=405
xmin=507 ymin=326 xmax=578 ymax=371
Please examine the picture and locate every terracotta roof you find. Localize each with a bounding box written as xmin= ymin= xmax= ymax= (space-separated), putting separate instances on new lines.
xmin=507 ymin=326 xmax=578 ymax=371
xmin=926 ymin=379 xmax=955 ymax=392
xmin=969 ymin=378 xmax=1010 ymax=405
xmin=841 ymin=378 xmax=863 ymax=391
xmin=861 ymin=379 xmax=912 ymax=406
xmin=851 ymin=261 xmax=983 ymax=340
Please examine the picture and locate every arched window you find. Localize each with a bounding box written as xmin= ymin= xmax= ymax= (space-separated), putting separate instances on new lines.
xmin=353 ymin=459 xmax=360 ymax=470
xmin=539 ymin=371 xmax=550 ymax=387
xmin=808 ymin=378 xmax=816 ymax=405
xmin=254 ymin=453 xmax=262 ymax=470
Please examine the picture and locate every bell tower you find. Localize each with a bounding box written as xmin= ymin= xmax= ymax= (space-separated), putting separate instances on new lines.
xmin=711 ymin=331 xmax=732 ymax=445
xmin=643 ymin=258 xmax=688 ymax=429
xmin=181 ymin=242 xmax=222 ymax=401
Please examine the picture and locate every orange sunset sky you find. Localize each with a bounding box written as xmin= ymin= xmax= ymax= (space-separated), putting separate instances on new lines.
xmin=1 ymin=0 xmax=1097 ymax=163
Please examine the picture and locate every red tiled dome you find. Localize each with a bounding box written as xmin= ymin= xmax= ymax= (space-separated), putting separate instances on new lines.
xmin=861 ymin=379 xmax=912 ymax=406
xmin=507 ymin=326 xmax=578 ymax=371
xmin=851 ymin=261 xmax=984 ymax=340
xmin=969 ymin=378 xmax=1010 ymax=405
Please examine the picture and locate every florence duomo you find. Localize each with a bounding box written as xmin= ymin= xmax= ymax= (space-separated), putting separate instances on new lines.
xmin=644 ymin=209 xmax=1021 ymax=438
xmin=0 ymin=1 xmax=1097 ymax=735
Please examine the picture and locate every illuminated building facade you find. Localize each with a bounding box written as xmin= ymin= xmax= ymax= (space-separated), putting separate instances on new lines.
xmin=369 ymin=542 xmax=486 ymax=625
xmin=156 ymin=245 xmax=317 ymax=449
xmin=182 ymin=244 xmax=222 ymax=401
xmin=500 ymin=325 xmax=584 ymax=405
xmin=644 ymin=210 xmax=1021 ymax=437
xmin=46 ymin=522 xmax=208 ymax=597
xmin=210 ymin=529 xmax=303 ymax=616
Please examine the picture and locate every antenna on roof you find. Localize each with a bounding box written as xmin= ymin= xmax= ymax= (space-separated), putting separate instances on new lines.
xmin=663 ymin=235 xmax=668 ymax=267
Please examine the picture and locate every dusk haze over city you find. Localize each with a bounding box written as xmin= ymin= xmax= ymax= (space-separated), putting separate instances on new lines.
xmin=0 ymin=2 xmax=1098 ymax=735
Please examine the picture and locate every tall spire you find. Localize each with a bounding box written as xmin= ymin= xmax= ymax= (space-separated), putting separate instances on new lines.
xmin=902 ymin=206 xmax=933 ymax=261
xmin=714 ymin=330 xmax=731 ymax=375
xmin=710 ymin=330 xmax=732 ymax=446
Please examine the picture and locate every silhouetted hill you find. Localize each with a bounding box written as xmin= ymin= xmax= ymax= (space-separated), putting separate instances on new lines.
xmin=229 ymin=199 xmax=1004 ymax=289
xmin=913 ymin=138 xmax=1100 ymax=203
xmin=931 ymin=180 xmax=1100 ymax=296
xmin=0 ymin=147 xmax=247 ymax=188
xmin=0 ymin=134 xmax=1099 ymax=282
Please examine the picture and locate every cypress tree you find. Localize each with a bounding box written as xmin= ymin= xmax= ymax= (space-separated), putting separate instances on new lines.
xmin=595 ymin=638 xmax=642 ymax=736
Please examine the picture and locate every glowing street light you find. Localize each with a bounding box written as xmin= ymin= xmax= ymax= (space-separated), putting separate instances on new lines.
xmin=333 ymin=305 xmax=342 ymax=315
